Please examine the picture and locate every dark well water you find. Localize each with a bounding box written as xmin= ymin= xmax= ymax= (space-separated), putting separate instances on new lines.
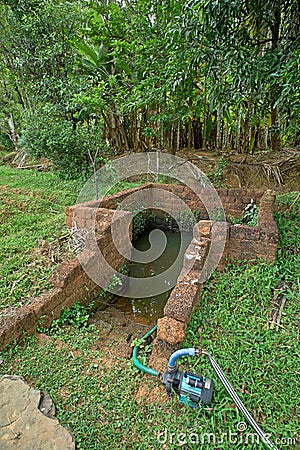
xmin=114 ymin=230 xmax=192 ymax=324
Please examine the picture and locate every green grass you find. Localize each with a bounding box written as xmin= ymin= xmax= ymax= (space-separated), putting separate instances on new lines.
xmin=106 ymin=179 xmax=148 ymax=195
xmin=182 ymin=192 xmax=300 ymax=448
xmin=0 ymin=172 xmax=299 ymax=449
xmin=184 ymin=263 xmax=299 ymax=447
xmin=0 ymin=166 xmax=83 ymax=309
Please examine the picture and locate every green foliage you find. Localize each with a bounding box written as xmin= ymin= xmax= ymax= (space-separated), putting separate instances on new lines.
xmin=1 ymin=0 xmax=299 ymax=163
xmin=0 ymin=167 xmax=145 ymax=312
xmin=108 ymin=274 xmax=123 ymax=289
xmin=275 ymin=192 xmax=300 ymax=208
xmin=0 ymin=166 xmax=82 ymax=310
xmin=132 ymin=210 xmax=148 ymax=240
xmin=209 ymin=207 xmax=225 ymax=222
xmin=208 ymin=158 xmax=228 ymax=186
xmin=183 ymin=192 xmax=300 ymax=446
xmin=21 ymin=107 xmax=106 ymax=178
xmin=119 ymin=262 xmax=129 ymax=275
xmin=274 ymin=192 xmax=300 ymax=274
xmin=193 ymin=209 xmax=202 ymax=222
xmin=176 ymin=210 xmax=197 ymax=231
xmin=242 ymin=202 xmax=259 ymax=226
xmin=230 ymin=199 xmax=259 ymax=226
xmin=0 ymin=0 xmax=82 ymax=146
xmin=57 ymin=302 xmax=91 ymax=328
xmin=38 ymin=302 xmax=93 ymax=335
xmin=105 ymin=179 xmax=146 ymax=196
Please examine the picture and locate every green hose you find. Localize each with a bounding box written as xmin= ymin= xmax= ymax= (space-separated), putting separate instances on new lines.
xmin=132 ymin=325 xmax=158 ymax=377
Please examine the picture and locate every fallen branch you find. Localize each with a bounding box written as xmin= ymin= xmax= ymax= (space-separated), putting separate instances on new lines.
xmin=16 ymin=164 xmax=45 ymax=170
xmin=288 ymin=193 xmax=300 ymax=210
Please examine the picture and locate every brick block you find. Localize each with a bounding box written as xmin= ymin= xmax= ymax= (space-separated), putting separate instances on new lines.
xmin=259 ymin=226 xmax=278 ymax=243
xmin=157 ymin=317 xmax=186 ymax=345
xmin=164 ymin=272 xmax=201 ymax=322
xmin=229 ymin=224 xmax=260 ymax=241
xmin=197 ymin=221 xmax=212 ymax=237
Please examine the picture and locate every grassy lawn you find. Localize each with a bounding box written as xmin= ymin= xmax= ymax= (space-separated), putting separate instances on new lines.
xmin=0 ymin=167 xmax=299 ymax=449
xmin=0 ymin=166 xmax=83 ymax=310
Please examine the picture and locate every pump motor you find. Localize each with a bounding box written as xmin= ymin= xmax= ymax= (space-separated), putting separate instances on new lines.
xmin=161 ymin=348 xmax=214 ymax=408
xmin=162 ymin=368 xmax=214 ymax=408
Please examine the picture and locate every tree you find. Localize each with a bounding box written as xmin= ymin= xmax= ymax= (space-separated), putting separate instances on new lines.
xmin=0 ymin=0 xmax=299 ymax=167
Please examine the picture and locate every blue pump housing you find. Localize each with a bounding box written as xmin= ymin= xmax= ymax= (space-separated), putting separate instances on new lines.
xmin=162 ymin=368 xmax=214 ymax=408
xmin=179 ymin=372 xmax=214 ymax=408
xmin=161 ymin=347 xmax=214 ymax=408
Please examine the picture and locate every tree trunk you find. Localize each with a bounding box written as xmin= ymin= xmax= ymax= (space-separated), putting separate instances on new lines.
xmin=264 ymin=125 xmax=269 ymax=150
xmin=271 ymin=105 xmax=281 ymax=152
xmin=187 ymin=118 xmax=192 ymax=151
xmin=236 ymin=105 xmax=242 ymax=153
xmin=247 ymin=104 xmax=252 ymax=153
xmin=216 ymin=103 xmax=221 ymax=150
xmin=176 ymin=122 xmax=180 ymax=153
xmin=8 ymin=112 xmax=19 ymax=153
xmin=118 ymin=117 xmax=130 ymax=153
xmin=243 ymin=101 xmax=253 ymax=153
xmin=13 ymin=83 xmax=28 ymax=110
xmin=169 ymin=125 xmax=176 ymax=154
xmin=270 ymin=1 xmax=282 ymax=152
xmin=202 ymin=77 xmax=208 ymax=150
xmin=220 ymin=118 xmax=224 ymax=152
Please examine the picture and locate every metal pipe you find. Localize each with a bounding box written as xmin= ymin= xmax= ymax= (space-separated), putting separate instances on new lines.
xmin=202 ymin=350 xmax=279 ymax=450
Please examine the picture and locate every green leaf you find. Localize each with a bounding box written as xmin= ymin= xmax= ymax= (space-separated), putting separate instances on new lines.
xmin=77 ymin=41 xmax=99 ymax=67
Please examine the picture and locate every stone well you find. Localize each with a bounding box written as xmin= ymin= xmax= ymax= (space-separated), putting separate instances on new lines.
xmin=0 ymin=184 xmax=278 ymax=352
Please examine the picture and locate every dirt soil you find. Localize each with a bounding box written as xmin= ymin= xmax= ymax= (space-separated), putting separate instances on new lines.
xmin=176 ymin=147 xmax=300 ymax=192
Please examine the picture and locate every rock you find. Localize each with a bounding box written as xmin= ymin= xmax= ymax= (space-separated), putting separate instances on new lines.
xmin=156 ymin=317 xmax=186 ymax=345
xmin=197 ymin=221 xmax=212 ymax=237
xmin=0 ymin=375 xmax=75 ymax=449
xmin=164 ymin=271 xmax=201 ymax=323
xmin=88 ymin=317 xmax=113 ymax=337
xmin=38 ymin=392 xmax=56 ymax=419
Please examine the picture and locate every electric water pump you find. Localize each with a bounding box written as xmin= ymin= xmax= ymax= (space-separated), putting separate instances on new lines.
xmin=161 ymin=348 xmax=214 ymax=408
xmin=133 ymin=329 xmax=213 ymax=408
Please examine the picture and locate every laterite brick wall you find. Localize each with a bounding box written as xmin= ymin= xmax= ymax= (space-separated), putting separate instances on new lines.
xmin=0 ymin=184 xmax=277 ymax=353
xmin=0 ymin=209 xmax=132 ymax=350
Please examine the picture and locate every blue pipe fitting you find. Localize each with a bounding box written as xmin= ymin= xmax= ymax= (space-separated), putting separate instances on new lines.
xmin=168 ymin=348 xmax=198 ymax=370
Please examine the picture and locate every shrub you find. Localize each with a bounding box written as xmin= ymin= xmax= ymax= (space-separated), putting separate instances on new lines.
xmin=21 ymin=107 xmax=106 ymax=178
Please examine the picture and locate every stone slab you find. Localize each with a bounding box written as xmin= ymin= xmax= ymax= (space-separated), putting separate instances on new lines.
xmin=0 ymin=375 xmax=75 ymax=449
